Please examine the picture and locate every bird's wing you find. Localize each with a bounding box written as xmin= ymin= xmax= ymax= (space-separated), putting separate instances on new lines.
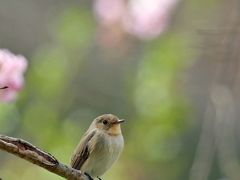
xmin=70 ymin=130 xmax=96 ymax=170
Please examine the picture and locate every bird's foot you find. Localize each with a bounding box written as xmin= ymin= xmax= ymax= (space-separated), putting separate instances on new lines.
xmin=84 ymin=173 xmax=94 ymax=180
xmin=97 ymin=177 xmax=102 ymax=180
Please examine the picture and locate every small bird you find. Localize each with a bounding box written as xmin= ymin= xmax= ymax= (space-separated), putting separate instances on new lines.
xmin=70 ymin=114 xmax=124 ymax=180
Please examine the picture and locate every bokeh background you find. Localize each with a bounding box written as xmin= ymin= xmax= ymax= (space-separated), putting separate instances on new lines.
xmin=1 ymin=0 xmax=240 ymax=180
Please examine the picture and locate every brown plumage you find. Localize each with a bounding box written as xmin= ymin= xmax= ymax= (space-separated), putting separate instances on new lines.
xmin=70 ymin=114 xmax=124 ymax=180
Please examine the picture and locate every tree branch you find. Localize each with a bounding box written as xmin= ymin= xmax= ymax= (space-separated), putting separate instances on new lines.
xmin=0 ymin=135 xmax=88 ymax=180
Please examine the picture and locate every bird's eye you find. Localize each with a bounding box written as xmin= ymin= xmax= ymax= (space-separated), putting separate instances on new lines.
xmin=102 ymin=120 xmax=108 ymax=125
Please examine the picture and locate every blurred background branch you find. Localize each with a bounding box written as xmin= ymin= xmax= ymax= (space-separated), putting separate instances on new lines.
xmin=189 ymin=0 xmax=240 ymax=179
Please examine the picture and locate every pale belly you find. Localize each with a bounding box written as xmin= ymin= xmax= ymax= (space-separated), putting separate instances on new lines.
xmin=81 ymin=134 xmax=124 ymax=178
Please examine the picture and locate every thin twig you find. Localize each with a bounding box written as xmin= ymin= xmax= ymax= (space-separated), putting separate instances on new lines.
xmin=0 ymin=86 xmax=8 ymax=89
xmin=0 ymin=135 xmax=88 ymax=180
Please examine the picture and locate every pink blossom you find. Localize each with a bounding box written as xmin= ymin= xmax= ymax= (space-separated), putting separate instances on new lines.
xmin=0 ymin=49 xmax=28 ymax=102
xmin=93 ymin=0 xmax=126 ymax=26
xmin=93 ymin=0 xmax=180 ymax=40
xmin=125 ymin=0 xmax=180 ymax=40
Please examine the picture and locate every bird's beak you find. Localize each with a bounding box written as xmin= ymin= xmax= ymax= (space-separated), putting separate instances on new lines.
xmin=114 ymin=119 xmax=125 ymax=124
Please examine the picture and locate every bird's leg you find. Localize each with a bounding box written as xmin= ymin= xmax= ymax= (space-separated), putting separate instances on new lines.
xmin=84 ymin=172 xmax=94 ymax=180
xmin=97 ymin=177 xmax=102 ymax=180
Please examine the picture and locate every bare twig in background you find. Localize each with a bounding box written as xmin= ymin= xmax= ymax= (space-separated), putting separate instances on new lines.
xmin=211 ymin=85 xmax=240 ymax=180
xmin=0 ymin=135 xmax=88 ymax=180
xmin=189 ymin=0 xmax=240 ymax=179
xmin=189 ymin=104 xmax=215 ymax=180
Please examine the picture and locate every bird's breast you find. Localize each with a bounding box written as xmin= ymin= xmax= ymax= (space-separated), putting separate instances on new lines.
xmin=82 ymin=133 xmax=124 ymax=177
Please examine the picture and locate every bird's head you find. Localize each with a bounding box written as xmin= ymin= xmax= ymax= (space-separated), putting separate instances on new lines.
xmin=92 ymin=114 xmax=124 ymax=136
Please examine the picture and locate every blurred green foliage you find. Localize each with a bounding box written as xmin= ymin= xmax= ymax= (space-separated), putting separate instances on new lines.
xmin=125 ymin=34 xmax=191 ymax=180
xmin=0 ymin=1 xmax=218 ymax=180
xmin=0 ymin=7 xmax=96 ymax=180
